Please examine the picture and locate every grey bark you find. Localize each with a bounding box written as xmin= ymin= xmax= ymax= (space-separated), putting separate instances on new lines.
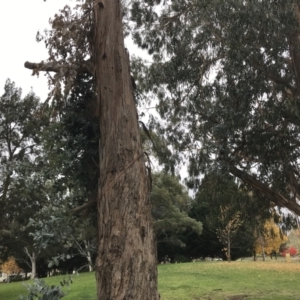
xmin=24 ymin=247 xmax=38 ymax=279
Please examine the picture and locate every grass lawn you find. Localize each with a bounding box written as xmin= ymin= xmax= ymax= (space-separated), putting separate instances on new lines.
xmin=0 ymin=272 xmax=97 ymax=300
xmin=158 ymin=260 xmax=300 ymax=300
xmin=1 ymin=261 xmax=300 ymax=299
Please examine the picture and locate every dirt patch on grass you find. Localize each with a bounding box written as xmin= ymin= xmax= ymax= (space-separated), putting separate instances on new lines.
xmin=228 ymin=295 xmax=248 ymax=300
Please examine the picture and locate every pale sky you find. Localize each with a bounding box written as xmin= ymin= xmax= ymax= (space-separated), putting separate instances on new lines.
xmin=0 ymin=0 xmax=143 ymax=101
xmin=0 ymin=1 xmax=185 ymax=177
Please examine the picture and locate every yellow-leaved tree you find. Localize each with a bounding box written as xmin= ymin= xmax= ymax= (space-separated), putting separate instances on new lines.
xmin=0 ymin=257 xmax=23 ymax=274
xmin=216 ymin=205 xmax=243 ymax=262
xmin=287 ymin=229 xmax=300 ymax=253
xmin=254 ymin=219 xmax=287 ymax=259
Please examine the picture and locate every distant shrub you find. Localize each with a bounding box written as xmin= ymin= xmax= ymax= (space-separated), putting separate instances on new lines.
xmin=173 ymin=255 xmax=190 ymax=263
xmin=19 ymin=277 xmax=72 ymax=300
xmin=281 ymin=246 xmax=298 ymax=257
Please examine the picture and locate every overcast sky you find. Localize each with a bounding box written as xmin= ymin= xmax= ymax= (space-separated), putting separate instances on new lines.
xmin=0 ymin=0 xmax=143 ymax=101
xmin=0 ymin=1 xmax=176 ymax=175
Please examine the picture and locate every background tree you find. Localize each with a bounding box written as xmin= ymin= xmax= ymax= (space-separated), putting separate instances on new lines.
xmin=191 ymin=173 xmax=270 ymax=260
xmin=29 ymin=196 xmax=97 ymax=273
xmin=42 ymin=73 xmax=99 ymax=213
xmin=0 ymin=79 xmax=49 ymax=279
xmin=25 ymin=1 xmax=159 ymax=298
xmin=216 ymin=206 xmax=242 ymax=262
xmin=28 ymin=73 xmax=99 ymax=272
xmin=129 ymin=0 xmax=300 ymax=216
xmin=188 ymin=199 xmax=225 ymax=260
xmin=150 ymin=172 xmax=202 ymax=261
xmin=0 ymin=257 xmax=23 ymax=275
xmin=254 ymin=219 xmax=287 ymax=260
xmin=0 ymin=79 xmax=46 ymax=222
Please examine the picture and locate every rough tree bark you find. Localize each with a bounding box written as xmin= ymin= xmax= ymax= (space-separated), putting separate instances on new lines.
xmin=25 ymin=1 xmax=159 ymax=299
xmin=93 ymin=2 xmax=159 ymax=299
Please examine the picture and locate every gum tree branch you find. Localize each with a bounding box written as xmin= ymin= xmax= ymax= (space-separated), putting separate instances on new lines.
xmin=24 ymin=60 xmax=93 ymax=76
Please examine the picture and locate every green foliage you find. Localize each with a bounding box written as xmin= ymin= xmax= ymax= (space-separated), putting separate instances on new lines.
xmin=0 ymin=75 xmax=98 ymax=273
xmin=129 ymin=0 xmax=300 ymax=214
xmin=0 ymin=79 xmax=46 ymax=210
xmin=191 ymin=173 xmax=266 ymax=259
xmin=151 ymin=172 xmax=202 ymax=251
xmin=19 ymin=278 xmax=69 ymax=300
xmin=28 ymin=201 xmax=96 ymax=270
xmin=27 ymin=74 xmax=98 ymax=269
xmin=0 ymin=79 xmax=49 ymax=266
xmin=139 ymin=126 xmax=176 ymax=174
xmin=43 ymin=73 xmax=99 ymax=202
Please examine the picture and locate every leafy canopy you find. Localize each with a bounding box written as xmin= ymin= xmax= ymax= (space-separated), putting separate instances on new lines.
xmin=151 ymin=172 xmax=202 ymax=247
xmin=129 ymin=0 xmax=300 ymax=215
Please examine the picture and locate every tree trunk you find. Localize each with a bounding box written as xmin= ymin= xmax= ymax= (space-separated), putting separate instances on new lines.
xmin=258 ymin=230 xmax=266 ymax=261
xmin=253 ymin=248 xmax=256 ymax=261
xmin=24 ymin=247 xmax=37 ymax=279
xmin=93 ymin=2 xmax=159 ymax=299
xmin=84 ymin=240 xmax=94 ymax=272
xmin=227 ymin=233 xmax=231 ymax=262
xmin=31 ymin=252 xmax=37 ymax=279
xmin=88 ymin=260 xmax=93 ymax=272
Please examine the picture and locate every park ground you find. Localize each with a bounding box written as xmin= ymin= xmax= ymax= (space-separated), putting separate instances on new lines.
xmin=1 ymin=260 xmax=300 ymax=299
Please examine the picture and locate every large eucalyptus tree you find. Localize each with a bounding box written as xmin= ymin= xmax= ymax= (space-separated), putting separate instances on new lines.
xmin=25 ymin=1 xmax=159 ymax=299
xmin=130 ymin=0 xmax=300 ymax=215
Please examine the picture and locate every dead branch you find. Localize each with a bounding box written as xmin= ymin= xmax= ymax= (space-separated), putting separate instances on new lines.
xmin=24 ymin=60 xmax=93 ymax=76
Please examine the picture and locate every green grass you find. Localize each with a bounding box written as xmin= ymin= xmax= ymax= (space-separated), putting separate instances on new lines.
xmin=158 ymin=261 xmax=300 ymax=300
xmin=0 ymin=272 xmax=96 ymax=300
xmin=2 ymin=261 xmax=300 ymax=299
